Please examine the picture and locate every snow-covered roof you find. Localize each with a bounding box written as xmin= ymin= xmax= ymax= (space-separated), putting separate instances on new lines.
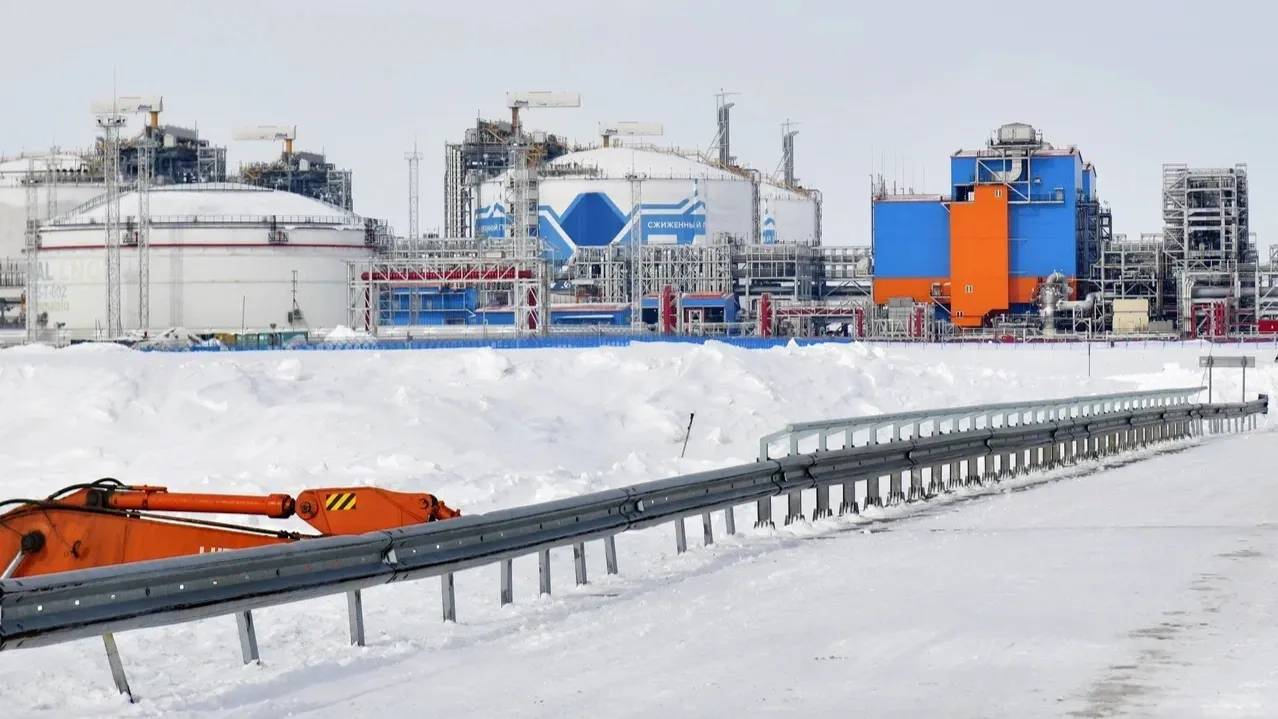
xmin=546 ymin=147 xmax=744 ymax=181
xmin=60 ymin=183 xmax=354 ymax=221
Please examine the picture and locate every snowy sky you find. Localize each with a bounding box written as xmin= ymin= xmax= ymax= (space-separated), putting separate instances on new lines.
xmin=3 ymin=0 xmax=1275 ymax=251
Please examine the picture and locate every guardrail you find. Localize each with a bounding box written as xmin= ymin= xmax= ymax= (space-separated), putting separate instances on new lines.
xmin=0 ymin=392 xmax=1267 ymax=703
xmin=758 ymin=387 xmax=1205 ymax=525
xmin=760 ymin=387 xmax=1204 ymax=460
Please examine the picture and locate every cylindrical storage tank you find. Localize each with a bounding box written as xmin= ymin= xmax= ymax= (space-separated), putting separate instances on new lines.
xmin=759 ymin=181 xmax=820 ymax=245
xmin=36 ymin=183 xmax=375 ymax=334
xmin=474 ymin=147 xmax=755 ymax=260
xmin=0 ymin=153 xmax=105 ymax=259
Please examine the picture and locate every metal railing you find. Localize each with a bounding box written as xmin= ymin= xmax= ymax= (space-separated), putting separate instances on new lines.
xmin=0 ymin=393 xmax=1267 ymax=703
xmin=46 ymin=213 xmax=365 ymax=230
xmin=759 ymin=386 xmax=1205 ymax=460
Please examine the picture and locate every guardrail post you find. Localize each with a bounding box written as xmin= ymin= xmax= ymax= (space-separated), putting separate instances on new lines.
xmin=441 ymin=573 xmax=457 ymax=622
xmin=235 ymin=610 xmax=260 ymax=665
xmin=539 ymin=549 xmax=552 ymax=595
xmin=724 ymin=506 xmax=737 ymax=535
xmin=813 ymin=485 xmax=831 ymax=520
xmin=785 ymin=489 xmax=803 ymax=525
xmin=702 ymin=513 xmax=715 ymax=545
xmin=755 ymin=496 xmax=774 ymax=528
xmin=102 ymin=634 xmax=134 ymax=703
xmin=347 ymin=590 xmax=366 ymax=647
xmin=604 ymin=535 xmax=619 ymax=574
xmin=500 ymin=559 xmax=514 ymax=605
xmin=907 ymin=466 xmax=925 ymax=501
xmin=883 ymin=470 xmax=899 ymax=505
xmin=863 ymin=474 xmax=878 ymax=507
xmin=573 ymin=543 xmax=588 ymax=585
xmin=781 ymin=433 xmax=803 ymax=522
xmin=675 ymin=517 xmax=688 ymax=553
xmin=928 ymin=464 xmax=944 ymax=495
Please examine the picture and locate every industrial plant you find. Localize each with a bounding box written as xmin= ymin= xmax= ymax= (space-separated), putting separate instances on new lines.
xmin=1 ymin=90 xmax=1275 ymax=346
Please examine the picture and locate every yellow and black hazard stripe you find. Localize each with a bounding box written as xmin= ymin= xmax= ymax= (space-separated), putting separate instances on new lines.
xmin=324 ymin=492 xmax=358 ymax=512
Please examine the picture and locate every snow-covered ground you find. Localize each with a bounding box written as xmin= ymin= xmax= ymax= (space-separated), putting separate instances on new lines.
xmin=0 ymin=340 xmax=1274 ymax=717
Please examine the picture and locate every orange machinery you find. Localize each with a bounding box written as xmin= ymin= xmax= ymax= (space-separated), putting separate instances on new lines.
xmin=0 ymin=479 xmax=461 ymax=579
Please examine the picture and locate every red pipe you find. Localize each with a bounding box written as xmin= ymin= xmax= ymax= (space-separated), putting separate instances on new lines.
xmin=660 ymin=285 xmax=677 ymax=334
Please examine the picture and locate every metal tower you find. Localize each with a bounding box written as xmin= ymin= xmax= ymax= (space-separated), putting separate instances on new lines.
xmin=405 ymin=142 xmax=422 ymax=241
xmin=443 ymin=143 xmax=466 ymax=238
xmin=776 ymin=120 xmax=800 ymax=187
xmin=96 ymin=110 xmax=127 ymax=338
xmin=709 ymin=90 xmax=739 ymax=167
xmin=137 ymin=134 xmax=153 ymax=330
xmin=24 ymin=158 xmax=40 ymax=342
xmin=45 ymin=145 xmax=58 ymax=221
xmin=628 ymin=172 xmax=645 ymax=329
xmin=504 ymin=91 xmax=580 ymax=335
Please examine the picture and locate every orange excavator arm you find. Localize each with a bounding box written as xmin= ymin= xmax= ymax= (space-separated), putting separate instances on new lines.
xmin=0 ymin=479 xmax=460 ymax=580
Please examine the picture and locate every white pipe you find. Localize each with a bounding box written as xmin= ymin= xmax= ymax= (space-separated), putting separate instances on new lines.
xmin=1190 ymin=287 xmax=1230 ymax=299
xmin=1057 ymin=292 xmax=1101 ymax=314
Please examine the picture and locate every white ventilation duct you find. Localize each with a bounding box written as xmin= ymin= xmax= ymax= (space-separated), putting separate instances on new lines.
xmin=988 ymin=158 xmax=1024 ymax=184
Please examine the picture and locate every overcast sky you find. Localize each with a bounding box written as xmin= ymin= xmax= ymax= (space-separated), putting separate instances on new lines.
xmin=3 ymin=0 xmax=1274 ymax=252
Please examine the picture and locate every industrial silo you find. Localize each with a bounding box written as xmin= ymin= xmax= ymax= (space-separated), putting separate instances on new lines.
xmin=37 ymin=183 xmax=376 ymax=334
xmin=474 ymin=146 xmax=757 ymax=261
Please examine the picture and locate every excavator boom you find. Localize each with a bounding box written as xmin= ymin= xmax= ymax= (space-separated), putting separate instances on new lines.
xmin=0 ymin=480 xmax=461 ymax=579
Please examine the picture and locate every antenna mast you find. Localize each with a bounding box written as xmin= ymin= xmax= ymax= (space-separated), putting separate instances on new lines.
xmin=405 ymin=142 xmax=422 ymax=241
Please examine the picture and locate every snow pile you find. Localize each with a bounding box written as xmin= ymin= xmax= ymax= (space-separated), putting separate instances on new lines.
xmin=129 ymin=327 xmax=208 ymax=350
xmin=0 ymin=341 xmax=1273 ymax=716
xmin=321 ymin=325 xmax=371 ymax=342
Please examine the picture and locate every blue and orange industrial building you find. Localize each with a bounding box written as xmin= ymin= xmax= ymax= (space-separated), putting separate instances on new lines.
xmin=872 ymin=122 xmax=1110 ymax=328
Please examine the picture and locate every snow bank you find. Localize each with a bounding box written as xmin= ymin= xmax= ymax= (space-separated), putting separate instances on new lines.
xmin=0 ymin=341 xmax=1273 ymax=716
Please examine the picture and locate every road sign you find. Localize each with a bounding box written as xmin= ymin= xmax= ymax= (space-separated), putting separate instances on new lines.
xmin=1199 ymin=355 xmax=1255 ymax=368
xmin=1199 ymin=355 xmax=1256 ymax=403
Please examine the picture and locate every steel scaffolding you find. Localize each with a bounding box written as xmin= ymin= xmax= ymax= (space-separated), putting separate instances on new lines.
xmin=23 ymin=158 xmax=40 ymax=340
xmin=97 ymin=112 xmax=127 ymax=338
xmin=818 ymin=246 xmax=873 ymax=301
xmin=563 ymin=246 xmax=628 ymax=304
xmin=346 ymin=239 xmax=546 ymax=337
xmin=640 ymin=243 xmax=733 ymax=298
xmin=1095 ymin=233 xmax=1162 ymax=311
xmin=1161 ymin=163 xmax=1250 ymax=330
xmin=734 ymin=243 xmax=820 ymax=302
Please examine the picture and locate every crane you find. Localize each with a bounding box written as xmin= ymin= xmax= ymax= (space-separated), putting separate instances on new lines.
xmin=505 ymin=90 xmax=580 ymax=135
xmin=0 ymin=479 xmax=461 ymax=579
xmin=231 ymin=124 xmax=298 ymax=156
xmin=598 ymin=121 xmax=664 ymax=147
xmin=90 ymin=95 xmax=164 ymax=131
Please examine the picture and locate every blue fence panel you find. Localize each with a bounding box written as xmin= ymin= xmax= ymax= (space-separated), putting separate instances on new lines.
xmin=150 ymin=334 xmax=862 ymax=354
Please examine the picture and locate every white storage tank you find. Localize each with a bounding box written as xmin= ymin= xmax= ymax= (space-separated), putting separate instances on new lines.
xmin=474 ymin=146 xmax=757 ymax=261
xmin=759 ymin=181 xmax=820 ymax=245
xmin=36 ymin=182 xmax=376 ymax=333
xmin=0 ymin=152 xmax=105 ymax=259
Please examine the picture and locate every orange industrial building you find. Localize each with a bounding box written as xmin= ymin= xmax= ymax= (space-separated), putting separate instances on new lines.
xmin=871 ymin=123 xmax=1111 ymax=328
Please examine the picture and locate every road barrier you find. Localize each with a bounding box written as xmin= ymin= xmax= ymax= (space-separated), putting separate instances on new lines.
xmin=0 ymin=388 xmax=1267 ymax=702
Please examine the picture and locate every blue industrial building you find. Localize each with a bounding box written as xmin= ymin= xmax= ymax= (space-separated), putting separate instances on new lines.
xmin=871 ymin=122 xmax=1111 ymax=327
